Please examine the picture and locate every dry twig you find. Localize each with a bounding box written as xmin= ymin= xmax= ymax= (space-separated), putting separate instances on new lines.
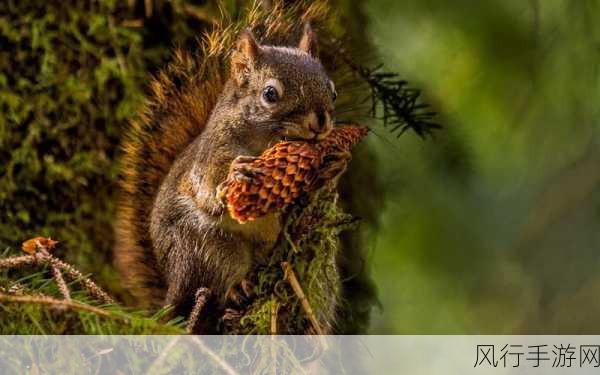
xmin=146 ymin=336 xmax=181 ymax=375
xmin=144 ymin=0 xmax=153 ymax=18
xmin=281 ymin=262 xmax=324 ymax=335
xmin=189 ymin=336 xmax=239 ymax=375
xmin=121 ymin=19 xmax=143 ymax=28
xmin=270 ymin=297 xmax=279 ymax=335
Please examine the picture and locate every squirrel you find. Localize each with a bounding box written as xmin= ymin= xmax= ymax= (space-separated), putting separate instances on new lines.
xmin=114 ymin=16 xmax=345 ymax=331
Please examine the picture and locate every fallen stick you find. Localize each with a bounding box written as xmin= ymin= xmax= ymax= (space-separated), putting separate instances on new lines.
xmin=270 ymin=297 xmax=280 ymax=375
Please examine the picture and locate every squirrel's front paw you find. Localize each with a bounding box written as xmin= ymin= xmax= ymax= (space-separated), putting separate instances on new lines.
xmin=216 ymin=156 xmax=260 ymax=204
xmin=230 ymin=155 xmax=261 ymax=183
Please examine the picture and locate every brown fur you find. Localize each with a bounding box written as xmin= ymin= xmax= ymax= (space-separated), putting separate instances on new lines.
xmin=114 ymin=2 xmax=334 ymax=322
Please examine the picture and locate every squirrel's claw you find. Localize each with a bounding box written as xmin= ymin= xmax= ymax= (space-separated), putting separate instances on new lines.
xmin=221 ymin=307 xmax=244 ymax=332
xmin=230 ymin=155 xmax=261 ymax=183
xmin=220 ymin=268 xmax=256 ymax=331
xmin=222 ymin=308 xmax=243 ymax=323
xmin=215 ymin=181 xmax=228 ymax=204
xmin=232 ymin=155 xmax=260 ymax=165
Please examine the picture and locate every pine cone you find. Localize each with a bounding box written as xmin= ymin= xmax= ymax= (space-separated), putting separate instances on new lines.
xmin=220 ymin=126 xmax=368 ymax=223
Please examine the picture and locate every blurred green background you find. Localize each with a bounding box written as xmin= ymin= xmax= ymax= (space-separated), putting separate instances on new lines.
xmin=1 ymin=0 xmax=599 ymax=334
xmin=367 ymin=0 xmax=600 ymax=333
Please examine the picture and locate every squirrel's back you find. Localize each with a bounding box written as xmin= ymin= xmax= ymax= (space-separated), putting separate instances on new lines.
xmin=114 ymin=2 xmax=329 ymax=308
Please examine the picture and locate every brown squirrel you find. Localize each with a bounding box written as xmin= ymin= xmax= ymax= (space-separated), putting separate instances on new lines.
xmin=114 ymin=12 xmax=345 ymax=329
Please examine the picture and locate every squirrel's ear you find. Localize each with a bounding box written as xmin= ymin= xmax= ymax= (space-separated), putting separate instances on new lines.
xmin=298 ymin=23 xmax=318 ymax=57
xmin=231 ymin=29 xmax=260 ymax=84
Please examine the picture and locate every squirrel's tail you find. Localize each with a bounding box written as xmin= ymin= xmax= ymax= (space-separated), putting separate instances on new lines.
xmin=114 ymin=51 xmax=227 ymax=307
xmin=113 ymin=1 xmax=330 ymax=308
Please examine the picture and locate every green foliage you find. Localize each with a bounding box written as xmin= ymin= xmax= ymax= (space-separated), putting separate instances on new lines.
xmin=367 ymin=0 xmax=600 ymax=333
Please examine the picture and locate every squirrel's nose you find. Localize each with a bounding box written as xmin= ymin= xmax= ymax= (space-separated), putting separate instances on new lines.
xmin=305 ymin=111 xmax=332 ymax=138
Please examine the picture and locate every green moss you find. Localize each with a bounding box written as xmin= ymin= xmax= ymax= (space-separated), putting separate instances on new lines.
xmin=0 ymin=0 xmax=221 ymax=301
xmin=232 ymin=189 xmax=357 ymax=334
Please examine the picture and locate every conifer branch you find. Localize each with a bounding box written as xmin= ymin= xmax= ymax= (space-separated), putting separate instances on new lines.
xmin=0 ymin=255 xmax=35 ymax=269
xmin=50 ymin=264 xmax=71 ymax=302
xmin=45 ymin=255 xmax=115 ymax=305
xmin=1 ymin=237 xmax=115 ymax=306
xmin=0 ymin=293 xmax=120 ymax=320
xmin=327 ymin=38 xmax=441 ymax=139
xmin=146 ymin=336 xmax=181 ymax=374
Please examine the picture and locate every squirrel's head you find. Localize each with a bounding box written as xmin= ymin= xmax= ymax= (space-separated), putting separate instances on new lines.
xmin=227 ymin=24 xmax=336 ymax=145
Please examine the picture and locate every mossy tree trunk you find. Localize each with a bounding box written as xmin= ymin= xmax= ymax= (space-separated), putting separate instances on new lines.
xmin=0 ymin=0 xmax=381 ymax=333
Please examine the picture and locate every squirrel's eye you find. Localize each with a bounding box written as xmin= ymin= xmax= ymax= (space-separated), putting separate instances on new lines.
xmin=262 ymin=86 xmax=280 ymax=104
